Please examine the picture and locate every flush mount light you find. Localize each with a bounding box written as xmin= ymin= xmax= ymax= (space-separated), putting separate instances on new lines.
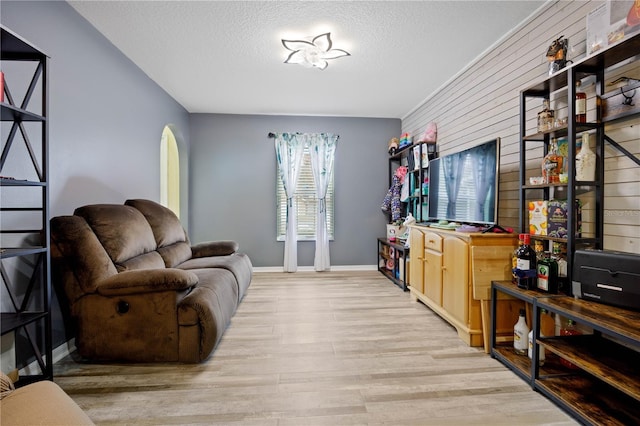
xmin=282 ymin=32 xmax=350 ymax=70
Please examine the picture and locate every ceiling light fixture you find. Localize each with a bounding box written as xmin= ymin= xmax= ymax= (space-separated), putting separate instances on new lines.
xmin=282 ymin=32 xmax=350 ymax=70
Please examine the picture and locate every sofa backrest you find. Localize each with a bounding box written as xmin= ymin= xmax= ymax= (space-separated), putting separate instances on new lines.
xmin=50 ymin=215 xmax=118 ymax=301
xmin=125 ymin=199 xmax=192 ymax=268
xmin=74 ymin=204 xmax=165 ymax=272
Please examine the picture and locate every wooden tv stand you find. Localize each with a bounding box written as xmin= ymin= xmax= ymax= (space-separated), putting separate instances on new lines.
xmin=408 ymin=225 xmax=518 ymax=351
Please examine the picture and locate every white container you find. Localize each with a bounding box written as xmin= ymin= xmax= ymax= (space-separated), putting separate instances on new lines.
xmin=513 ymin=309 xmax=529 ymax=355
xmin=528 ymin=329 xmax=545 ymax=366
xmin=576 ymin=133 xmax=596 ymax=181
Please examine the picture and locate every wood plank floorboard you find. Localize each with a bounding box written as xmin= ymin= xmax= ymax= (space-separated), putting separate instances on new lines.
xmin=53 ymin=271 xmax=577 ymax=425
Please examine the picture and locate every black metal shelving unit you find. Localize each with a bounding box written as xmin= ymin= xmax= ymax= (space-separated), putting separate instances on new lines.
xmin=519 ymin=33 xmax=640 ymax=296
xmin=494 ymin=32 xmax=640 ymax=425
xmin=1 ymin=25 xmax=52 ymax=385
xmin=377 ymin=237 xmax=409 ymax=291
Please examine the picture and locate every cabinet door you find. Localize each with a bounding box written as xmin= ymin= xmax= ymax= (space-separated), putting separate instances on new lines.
xmin=424 ymin=249 xmax=443 ymax=305
xmin=442 ymin=236 xmax=469 ymax=325
xmin=409 ymin=228 xmax=425 ymax=294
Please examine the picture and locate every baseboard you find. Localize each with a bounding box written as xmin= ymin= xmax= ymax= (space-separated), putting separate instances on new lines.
xmin=253 ymin=265 xmax=377 ymax=273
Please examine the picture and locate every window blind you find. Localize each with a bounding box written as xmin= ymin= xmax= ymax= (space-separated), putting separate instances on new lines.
xmin=276 ymin=146 xmax=334 ymax=241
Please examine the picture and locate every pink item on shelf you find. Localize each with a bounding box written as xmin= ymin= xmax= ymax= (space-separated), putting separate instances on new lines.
xmin=418 ymin=122 xmax=437 ymax=143
xmin=394 ymin=166 xmax=408 ymax=181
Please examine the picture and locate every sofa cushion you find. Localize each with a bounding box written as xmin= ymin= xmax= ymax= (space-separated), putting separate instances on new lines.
xmin=157 ymin=242 xmax=193 ymax=268
xmin=125 ymin=199 xmax=193 ymax=267
xmin=117 ymin=251 xmax=166 ymax=272
xmin=75 ymin=204 xmax=157 ymax=266
xmin=125 ymin=199 xmax=188 ymax=246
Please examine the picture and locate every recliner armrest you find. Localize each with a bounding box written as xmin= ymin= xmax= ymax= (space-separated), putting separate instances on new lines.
xmin=191 ymin=240 xmax=238 ymax=257
xmin=96 ymin=269 xmax=198 ymax=296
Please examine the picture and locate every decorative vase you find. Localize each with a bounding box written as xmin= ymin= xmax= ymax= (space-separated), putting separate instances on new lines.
xmin=575 ymin=133 xmax=596 ymax=181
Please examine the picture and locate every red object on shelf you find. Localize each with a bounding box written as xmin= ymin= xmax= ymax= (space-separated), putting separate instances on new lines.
xmin=560 ymin=319 xmax=581 ymax=369
xmin=0 ymin=70 xmax=4 ymax=103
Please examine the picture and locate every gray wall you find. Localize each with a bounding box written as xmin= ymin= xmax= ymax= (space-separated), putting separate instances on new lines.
xmin=190 ymin=114 xmax=400 ymax=267
xmin=1 ymin=1 xmax=190 ymax=351
xmin=1 ymin=1 xmax=191 ymax=223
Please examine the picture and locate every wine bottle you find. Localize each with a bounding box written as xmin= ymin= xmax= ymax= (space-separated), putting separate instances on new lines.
xmin=515 ymin=234 xmax=537 ymax=290
xmin=512 ymin=234 xmax=525 ymax=285
xmin=575 ymin=81 xmax=587 ymax=123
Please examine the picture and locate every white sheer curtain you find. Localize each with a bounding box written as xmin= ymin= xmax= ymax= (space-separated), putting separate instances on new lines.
xmin=308 ymin=133 xmax=338 ymax=271
xmin=274 ymin=133 xmax=305 ymax=272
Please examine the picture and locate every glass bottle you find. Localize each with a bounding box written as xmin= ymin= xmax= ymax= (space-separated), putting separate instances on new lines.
xmin=512 ymin=234 xmax=525 ymax=285
xmin=537 ymin=99 xmax=555 ymax=133
xmin=576 ymin=132 xmax=596 ymax=181
xmin=514 ymin=309 xmax=529 ymax=355
xmin=536 ymin=252 xmax=558 ymax=293
xmin=515 ymin=234 xmax=537 ymax=290
xmin=534 ymin=240 xmax=545 ymax=261
xmin=560 ymin=319 xmax=581 ymax=369
xmin=575 ymin=80 xmax=587 ymax=123
xmin=552 ymin=242 xmax=568 ymax=293
xmin=542 ymin=138 xmax=563 ymax=184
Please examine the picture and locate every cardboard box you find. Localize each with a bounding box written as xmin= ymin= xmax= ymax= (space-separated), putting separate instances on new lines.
xmin=586 ymin=1 xmax=640 ymax=56
xmin=547 ymin=199 xmax=582 ymax=239
xmin=528 ymin=200 xmax=548 ymax=236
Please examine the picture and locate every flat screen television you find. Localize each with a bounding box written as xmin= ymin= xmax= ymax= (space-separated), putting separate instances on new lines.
xmin=427 ymin=138 xmax=500 ymax=225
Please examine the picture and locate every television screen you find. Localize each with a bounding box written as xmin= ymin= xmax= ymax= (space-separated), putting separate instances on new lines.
xmin=428 ymin=138 xmax=500 ymax=225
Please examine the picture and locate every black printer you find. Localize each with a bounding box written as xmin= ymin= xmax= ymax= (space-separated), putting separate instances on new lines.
xmin=572 ymin=249 xmax=640 ymax=310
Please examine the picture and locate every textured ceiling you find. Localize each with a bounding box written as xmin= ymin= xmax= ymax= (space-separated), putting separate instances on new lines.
xmin=68 ymin=1 xmax=545 ymax=118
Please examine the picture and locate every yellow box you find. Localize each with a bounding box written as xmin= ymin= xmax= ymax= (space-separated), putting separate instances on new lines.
xmin=528 ymin=200 xmax=548 ymax=235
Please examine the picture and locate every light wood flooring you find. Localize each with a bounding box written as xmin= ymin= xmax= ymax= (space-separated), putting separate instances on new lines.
xmin=54 ymin=271 xmax=577 ymax=425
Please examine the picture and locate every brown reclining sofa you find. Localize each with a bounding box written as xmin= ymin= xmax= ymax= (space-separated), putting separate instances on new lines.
xmin=50 ymin=199 xmax=252 ymax=363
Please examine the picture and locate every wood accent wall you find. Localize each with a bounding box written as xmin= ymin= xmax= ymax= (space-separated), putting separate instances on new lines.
xmin=402 ymin=0 xmax=640 ymax=254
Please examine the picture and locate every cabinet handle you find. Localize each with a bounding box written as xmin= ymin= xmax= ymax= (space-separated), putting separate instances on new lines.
xmin=428 ymin=239 xmax=435 ymax=244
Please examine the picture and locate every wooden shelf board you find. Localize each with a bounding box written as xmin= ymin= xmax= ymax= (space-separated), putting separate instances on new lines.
xmin=537 ymin=297 xmax=640 ymax=345
xmin=540 ymin=334 xmax=640 ymax=400
xmin=537 ymin=375 xmax=640 ymax=425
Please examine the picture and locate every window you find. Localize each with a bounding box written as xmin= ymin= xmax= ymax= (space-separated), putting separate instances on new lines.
xmin=276 ymin=145 xmax=334 ymax=241
xmin=160 ymin=126 xmax=180 ymax=218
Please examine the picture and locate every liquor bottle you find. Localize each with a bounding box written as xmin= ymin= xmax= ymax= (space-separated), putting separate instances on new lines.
xmin=536 ymin=252 xmax=558 ymax=293
xmin=540 ymin=308 xmax=556 ymax=337
xmin=534 ymin=240 xmax=545 ymax=261
xmin=552 ymin=243 xmax=568 ymax=293
xmin=542 ymin=138 xmax=563 ymax=184
xmin=512 ymin=234 xmax=525 ymax=285
xmin=560 ymin=319 xmax=581 ymax=369
xmin=576 ymin=132 xmax=596 ymax=182
xmin=514 ymin=309 xmax=529 ymax=355
xmin=537 ymin=98 xmax=554 ymax=133
xmin=575 ymin=80 xmax=587 ymax=123
xmin=515 ymin=234 xmax=537 ymax=290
